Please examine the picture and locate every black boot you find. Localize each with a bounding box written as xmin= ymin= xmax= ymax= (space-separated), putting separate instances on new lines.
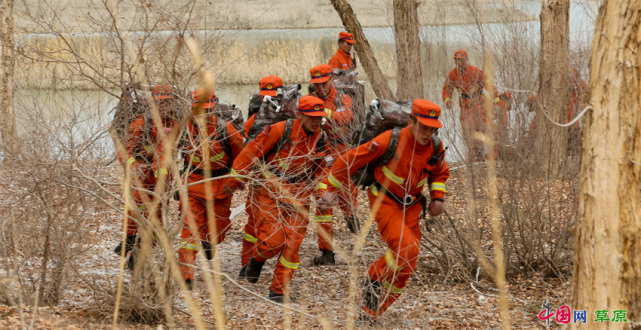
xmin=113 ymin=234 xmax=136 ymax=255
xmin=345 ymin=216 xmax=361 ymax=234
xmin=245 ymin=257 xmax=265 ymax=284
xmin=312 ymin=249 xmax=336 ymax=266
xmin=184 ymin=279 xmax=194 ymax=291
xmin=357 ymin=310 xmax=376 ymax=326
xmin=362 ymin=278 xmax=382 ymax=314
xmin=238 ymin=266 xmax=247 ymax=279
xmin=268 ymin=290 xmax=284 ymax=304
xmin=126 ymin=252 xmax=136 ymax=271
xmin=201 ymin=241 xmax=214 ymax=261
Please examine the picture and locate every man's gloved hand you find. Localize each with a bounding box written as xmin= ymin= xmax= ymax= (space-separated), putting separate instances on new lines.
xmin=427 ymin=199 xmax=444 ymax=217
xmin=319 ymin=190 xmax=338 ymax=206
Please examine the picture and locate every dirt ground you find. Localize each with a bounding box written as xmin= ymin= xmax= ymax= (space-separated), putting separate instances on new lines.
xmin=0 ymin=164 xmax=572 ymax=330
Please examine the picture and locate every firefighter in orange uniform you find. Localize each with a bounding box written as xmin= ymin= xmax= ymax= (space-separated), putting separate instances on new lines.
xmin=323 ymin=99 xmax=449 ymax=322
xmin=114 ymin=85 xmax=180 ymax=270
xmin=177 ymin=89 xmax=245 ymax=289
xmin=239 ymin=75 xmax=284 ymax=277
xmin=442 ymin=50 xmax=490 ymax=161
xmin=308 ymin=63 xmax=359 ymax=265
xmin=329 ymin=32 xmax=356 ymax=70
xmin=225 ymin=96 xmax=330 ymax=302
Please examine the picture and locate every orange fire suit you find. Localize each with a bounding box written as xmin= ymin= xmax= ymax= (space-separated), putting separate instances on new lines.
xmin=309 ymin=87 xmax=357 ymax=251
xmin=178 ymin=115 xmax=245 ymax=280
xmin=326 ymin=127 xmax=449 ymax=319
xmin=442 ymin=65 xmax=488 ymax=159
xmin=121 ymin=116 xmax=175 ymax=237
xmin=227 ymin=119 xmax=329 ymax=295
xmin=329 ymin=49 xmax=355 ymax=71
xmin=244 ymin=113 xmax=256 ymax=137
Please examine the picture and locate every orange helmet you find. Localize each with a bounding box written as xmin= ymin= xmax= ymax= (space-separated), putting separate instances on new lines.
xmin=151 ymin=85 xmax=176 ymax=101
xmin=191 ymin=89 xmax=216 ymax=109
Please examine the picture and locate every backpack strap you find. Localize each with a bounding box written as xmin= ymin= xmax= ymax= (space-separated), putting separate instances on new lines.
xmin=315 ymin=130 xmax=329 ymax=154
xmin=373 ymin=127 xmax=402 ymax=168
xmin=427 ymin=135 xmax=444 ymax=167
xmin=215 ymin=116 xmax=232 ymax=169
xmin=263 ymin=118 xmax=294 ymax=161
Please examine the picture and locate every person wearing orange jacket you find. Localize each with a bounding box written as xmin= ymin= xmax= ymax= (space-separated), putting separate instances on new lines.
xmin=240 ymin=75 xmax=284 ymax=277
xmin=322 ymin=99 xmax=449 ymax=323
xmin=442 ymin=50 xmax=490 ymax=161
xmin=177 ymin=89 xmax=245 ymax=289
xmin=114 ymin=85 xmax=180 ymax=270
xmin=307 ymin=63 xmax=358 ymax=265
xmin=224 ymin=96 xmax=330 ymax=303
xmin=329 ymin=32 xmax=356 ymax=70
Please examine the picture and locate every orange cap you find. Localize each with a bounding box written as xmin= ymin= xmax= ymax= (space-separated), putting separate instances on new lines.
xmin=298 ymin=95 xmax=329 ymax=117
xmin=191 ymin=89 xmax=216 ymax=109
xmin=339 ymin=31 xmax=355 ymax=44
xmin=453 ymin=50 xmax=468 ymax=59
xmin=411 ymin=99 xmax=443 ymax=128
xmin=151 ymin=85 xmax=176 ymax=101
xmin=310 ymin=64 xmax=333 ymax=84
xmin=259 ymin=76 xmax=283 ymax=97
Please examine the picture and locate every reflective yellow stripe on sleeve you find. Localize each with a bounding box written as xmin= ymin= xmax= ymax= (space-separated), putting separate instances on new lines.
xmin=181 ymin=241 xmax=199 ymax=251
xmin=416 ymin=177 xmax=427 ymax=188
xmin=369 ymin=184 xmax=379 ymax=196
xmin=154 ymin=168 xmax=168 ymax=178
xmin=243 ymin=232 xmax=258 ymax=244
xmin=325 ymin=108 xmax=332 ymax=119
xmin=444 ymin=97 xmax=450 ymax=103
xmin=328 ymin=172 xmax=343 ymax=188
xmin=279 ymin=256 xmax=299 ymax=270
xmin=314 ymin=215 xmax=333 ymax=223
xmin=383 ymin=281 xmax=404 ymax=294
xmin=430 ymin=182 xmax=446 ymax=192
xmin=276 ymin=154 xmax=290 ymax=170
xmin=382 ymin=166 xmax=405 ymax=185
xmin=210 ymin=151 xmax=225 ymax=162
xmin=315 ymin=183 xmax=328 ymax=191
xmin=191 ymin=156 xmax=201 ymax=163
xmin=127 ymin=157 xmax=136 ymax=165
xmin=384 ymin=249 xmax=405 ymax=271
xmin=143 ymin=145 xmax=153 ymax=153
xmin=230 ymin=168 xmax=245 ymax=181
xmin=494 ymin=97 xmax=500 ymax=103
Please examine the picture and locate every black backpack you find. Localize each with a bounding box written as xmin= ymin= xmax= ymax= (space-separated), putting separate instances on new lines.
xmin=349 ymin=99 xmax=442 ymax=188
xmin=246 ymin=84 xmax=302 ymax=143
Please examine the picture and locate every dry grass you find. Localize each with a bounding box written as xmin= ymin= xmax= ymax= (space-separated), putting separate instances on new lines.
xmin=13 ymin=0 xmax=535 ymax=33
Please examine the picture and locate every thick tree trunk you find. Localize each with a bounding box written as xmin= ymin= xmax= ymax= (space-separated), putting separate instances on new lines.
xmin=0 ymin=0 xmax=16 ymax=156
xmin=329 ymin=0 xmax=395 ymax=100
xmin=393 ymin=0 xmax=423 ymax=101
xmin=537 ymin=0 xmax=571 ymax=178
xmin=569 ymin=1 xmax=641 ymax=329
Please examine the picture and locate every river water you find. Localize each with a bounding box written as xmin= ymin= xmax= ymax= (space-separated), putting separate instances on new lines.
xmin=13 ymin=1 xmax=599 ymax=160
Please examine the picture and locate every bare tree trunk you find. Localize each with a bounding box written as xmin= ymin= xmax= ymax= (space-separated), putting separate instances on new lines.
xmin=569 ymin=1 xmax=641 ymax=328
xmin=537 ymin=0 xmax=571 ymax=178
xmin=393 ymin=0 xmax=423 ymax=101
xmin=0 ymin=0 xmax=16 ymax=156
xmin=329 ymin=0 xmax=395 ymax=100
